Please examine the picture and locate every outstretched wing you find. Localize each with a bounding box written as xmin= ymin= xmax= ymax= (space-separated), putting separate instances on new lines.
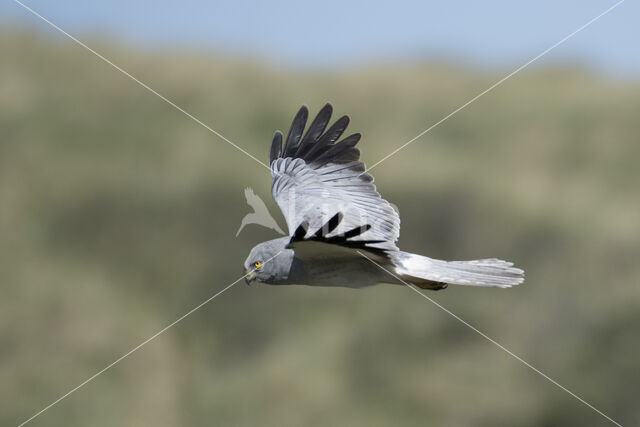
xmin=270 ymin=103 xmax=400 ymax=252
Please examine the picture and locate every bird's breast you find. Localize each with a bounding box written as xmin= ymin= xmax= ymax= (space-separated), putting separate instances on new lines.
xmin=285 ymin=257 xmax=385 ymax=288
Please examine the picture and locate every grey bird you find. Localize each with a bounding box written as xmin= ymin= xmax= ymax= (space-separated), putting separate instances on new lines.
xmin=243 ymin=104 xmax=524 ymax=290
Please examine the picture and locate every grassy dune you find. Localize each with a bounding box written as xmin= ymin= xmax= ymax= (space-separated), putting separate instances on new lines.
xmin=1 ymin=30 xmax=639 ymax=426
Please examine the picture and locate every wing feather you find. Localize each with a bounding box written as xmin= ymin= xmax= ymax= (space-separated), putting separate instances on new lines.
xmin=270 ymin=104 xmax=400 ymax=252
xmin=283 ymin=106 xmax=308 ymax=158
xmin=269 ymin=131 xmax=283 ymax=164
xmin=295 ymin=103 xmax=333 ymax=158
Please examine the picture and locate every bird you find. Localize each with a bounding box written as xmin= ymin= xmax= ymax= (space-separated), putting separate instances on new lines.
xmin=243 ymin=103 xmax=524 ymax=290
xmin=236 ymin=187 xmax=286 ymax=237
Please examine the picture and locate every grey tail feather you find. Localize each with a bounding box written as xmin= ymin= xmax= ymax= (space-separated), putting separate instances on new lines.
xmin=393 ymin=252 xmax=524 ymax=290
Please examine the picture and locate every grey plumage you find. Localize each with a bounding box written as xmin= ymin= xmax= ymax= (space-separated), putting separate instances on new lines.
xmin=244 ymin=104 xmax=524 ymax=290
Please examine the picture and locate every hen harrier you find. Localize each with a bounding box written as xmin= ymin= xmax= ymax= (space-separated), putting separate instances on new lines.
xmin=243 ymin=104 xmax=524 ymax=290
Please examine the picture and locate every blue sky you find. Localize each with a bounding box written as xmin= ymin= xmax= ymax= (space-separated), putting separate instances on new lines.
xmin=3 ymin=0 xmax=638 ymax=75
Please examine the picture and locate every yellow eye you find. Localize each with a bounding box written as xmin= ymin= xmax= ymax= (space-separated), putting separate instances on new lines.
xmin=253 ymin=261 xmax=263 ymax=268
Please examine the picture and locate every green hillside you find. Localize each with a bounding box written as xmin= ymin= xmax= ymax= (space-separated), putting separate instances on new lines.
xmin=2 ymin=30 xmax=639 ymax=426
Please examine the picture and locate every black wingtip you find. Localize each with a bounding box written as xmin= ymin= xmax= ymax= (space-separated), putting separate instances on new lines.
xmin=320 ymin=102 xmax=333 ymax=116
xmin=313 ymin=132 xmax=361 ymax=166
xmin=319 ymin=103 xmax=333 ymax=121
xmin=269 ymin=130 xmax=283 ymax=165
xmin=283 ymin=105 xmax=309 ymax=157
xmin=295 ymin=103 xmax=333 ymax=158
xmin=270 ymin=104 xmax=363 ymax=166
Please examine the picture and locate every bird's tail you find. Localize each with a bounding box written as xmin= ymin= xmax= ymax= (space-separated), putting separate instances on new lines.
xmin=392 ymin=251 xmax=524 ymax=290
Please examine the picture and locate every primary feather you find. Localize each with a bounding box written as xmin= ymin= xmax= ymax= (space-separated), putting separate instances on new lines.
xmin=269 ymin=103 xmax=400 ymax=252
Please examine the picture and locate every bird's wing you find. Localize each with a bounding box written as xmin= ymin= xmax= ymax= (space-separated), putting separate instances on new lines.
xmin=270 ymin=103 xmax=400 ymax=252
xmin=286 ymin=212 xmax=393 ymax=264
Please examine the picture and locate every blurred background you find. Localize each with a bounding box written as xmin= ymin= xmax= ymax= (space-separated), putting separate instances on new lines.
xmin=1 ymin=1 xmax=639 ymax=426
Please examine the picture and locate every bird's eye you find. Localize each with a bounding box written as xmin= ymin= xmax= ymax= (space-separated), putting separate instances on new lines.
xmin=253 ymin=261 xmax=263 ymax=268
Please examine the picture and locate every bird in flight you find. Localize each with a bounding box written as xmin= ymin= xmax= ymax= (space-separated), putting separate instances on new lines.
xmin=236 ymin=187 xmax=285 ymax=237
xmin=243 ymin=104 xmax=524 ymax=290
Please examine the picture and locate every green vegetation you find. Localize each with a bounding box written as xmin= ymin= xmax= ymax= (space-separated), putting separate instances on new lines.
xmin=2 ymin=30 xmax=639 ymax=426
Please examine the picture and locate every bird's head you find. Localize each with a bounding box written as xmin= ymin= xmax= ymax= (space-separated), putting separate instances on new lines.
xmin=243 ymin=238 xmax=291 ymax=285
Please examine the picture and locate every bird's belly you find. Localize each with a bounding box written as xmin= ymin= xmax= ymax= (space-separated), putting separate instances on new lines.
xmin=286 ymin=258 xmax=388 ymax=288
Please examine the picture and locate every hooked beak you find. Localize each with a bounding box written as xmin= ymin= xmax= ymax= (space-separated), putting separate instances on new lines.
xmin=244 ymin=268 xmax=257 ymax=286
